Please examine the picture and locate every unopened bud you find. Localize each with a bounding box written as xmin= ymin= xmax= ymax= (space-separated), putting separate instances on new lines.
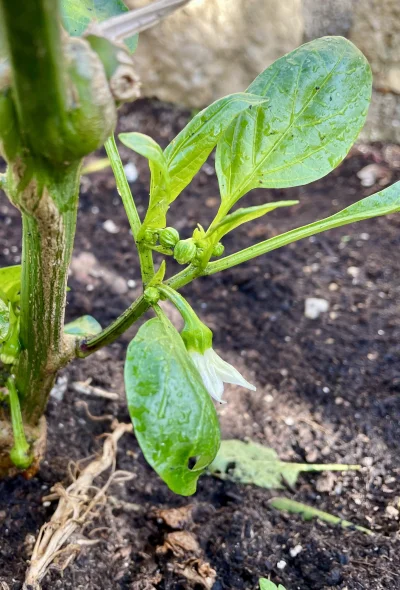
xmin=159 ymin=227 xmax=179 ymax=248
xmin=212 ymin=242 xmax=225 ymax=257
xmin=174 ymin=239 xmax=197 ymax=265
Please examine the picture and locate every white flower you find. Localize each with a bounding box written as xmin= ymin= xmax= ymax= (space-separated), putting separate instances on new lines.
xmin=190 ymin=348 xmax=256 ymax=403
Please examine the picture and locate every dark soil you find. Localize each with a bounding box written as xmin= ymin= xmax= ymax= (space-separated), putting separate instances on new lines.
xmin=0 ymin=99 xmax=400 ymax=590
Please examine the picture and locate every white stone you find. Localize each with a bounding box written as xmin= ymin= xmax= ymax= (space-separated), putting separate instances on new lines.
xmin=102 ymin=219 xmax=119 ymax=234
xmin=304 ymin=298 xmax=329 ymax=319
xmin=290 ymin=545 xmax=303 ymax=557
xmin=124 ymin=162 xmax=139 ymax=183
xmin=277 ymin=560 xmax=287 ymax=570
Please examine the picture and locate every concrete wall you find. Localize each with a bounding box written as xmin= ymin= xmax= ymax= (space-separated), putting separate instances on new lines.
xmin=128 ymin=0 xmax=400 ymax=142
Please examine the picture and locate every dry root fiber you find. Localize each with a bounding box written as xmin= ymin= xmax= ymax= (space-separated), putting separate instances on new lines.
xmin=23 ymin=421 xmax=133 ymax=590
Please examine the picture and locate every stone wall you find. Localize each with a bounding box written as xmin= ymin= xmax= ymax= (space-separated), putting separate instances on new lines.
xmin=128 ymin=0 xmax=400 ymax=142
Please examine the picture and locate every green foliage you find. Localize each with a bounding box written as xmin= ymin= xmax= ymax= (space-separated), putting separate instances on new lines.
xmin=0 ymin=265 xmax=21 ymax=303
xmin=259 ymin=579 xmax=286 ymax=590
xmin=207 ymin=182 xmax=400 ymax=274
xmin=209 ymin=439 xmax=359 ymax=489
xmin=216 ymin=37 xmax=372 ymax=206
xmin=208 ymin=201 xmax=298 ymax=243
xmin=124 ymin=314 xmax=220 ymax=496
xmin=64 ymin=315 xmax=102 ymax=337
xmin=61 ymin=0 xmax=138 ymax=52
xmin=270 ymin=497 xmax=373 ymax=535
xmin=119 ymin=132 xmax=171 ymax=230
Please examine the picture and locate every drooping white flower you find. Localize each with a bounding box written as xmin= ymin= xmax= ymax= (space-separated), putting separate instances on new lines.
xmin=190 ymin=347 xmax=256 ymax=403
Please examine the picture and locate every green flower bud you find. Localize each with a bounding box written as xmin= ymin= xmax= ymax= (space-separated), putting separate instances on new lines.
xmin=159 ymin=227 xmax=179 ymax=248
xmin=174 ymin=239 xmax=197 ymax=265
xmin=144 ymin=287 xmax=160 ymax=305
xmin=143 ymin=229 xmax=158 ymax=246
xmin=212 ymin=242 xmax=225 ymax=257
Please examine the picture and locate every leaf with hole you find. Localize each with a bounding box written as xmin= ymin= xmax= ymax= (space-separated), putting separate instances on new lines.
xmin=164 ymin=93 xmax=269 ymax=202
xmin=209 ymin=440 xmax=359 ymax=489
xmin=119 ymin=132 xmax=171 ymax=230
xmin=64 ymin=315 xmax=102 ymax=337
xmin=61 ymin=0 xmax=138 ymax=52
xmin=216 ymin=37 xmax=372 ymax=206
xmin=124 ymin=315 xmax=220 ymax=495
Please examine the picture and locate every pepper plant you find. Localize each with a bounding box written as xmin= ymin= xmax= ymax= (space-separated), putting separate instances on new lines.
xmin=0 ymin=0 xmax=399 ymax=494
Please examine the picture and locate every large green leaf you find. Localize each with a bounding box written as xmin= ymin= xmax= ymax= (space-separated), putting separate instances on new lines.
xmin=164 ymin=93 xmax=269 ymax=202
xmin=216 ymin=37 xmax=372 ymax=205
xmin=119 ymin=132 xmax=171 ymax=229
xmin=61 ymin=0 xmax=138 ymax=52
xmin=207 ymin=182 xmax=400 ymax=274
xmin=208 ymin=201 xmax=298 ymax=243
xmin=125 ymin=316 xmax=220 ymax=496
xmin=0 ymin=265 xmax=21 ymax=302
xmin=64 ymin=315 xmax=102 ymax=336
xmin=209 ymin=440 xmax=359 ymax=489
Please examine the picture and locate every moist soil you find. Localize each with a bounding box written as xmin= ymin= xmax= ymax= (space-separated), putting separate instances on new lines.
xmin=0 ymin=99 xmax=399 ymax=590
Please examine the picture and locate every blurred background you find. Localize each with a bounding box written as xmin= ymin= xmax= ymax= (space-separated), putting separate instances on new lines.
xmin=128 ymin=0 xmax=400 ymax=142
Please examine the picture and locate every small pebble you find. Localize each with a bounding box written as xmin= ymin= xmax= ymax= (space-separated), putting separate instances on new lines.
xmin=277 ymin=560 xmax=287 ymax=570
xmin=290 ymin=545 xmax=303 ymax=558
xmin=124 ymin=162 xmax=138 ymax=183
xmin=347 ymin=266 xmax=360 ymax=278
xmin=127 ymin=279 xmax=137 ymax=289
xmin=103 ymin=219 xmax=119 ymax=234
xmin=284 ymin=417 xmax=295 ymax=426
xmin=304 ymin=298 xmax=329 ymax=319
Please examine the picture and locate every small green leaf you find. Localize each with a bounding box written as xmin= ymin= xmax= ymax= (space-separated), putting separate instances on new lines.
xmin=0 ymin=299 xmax=9 ymax=343
xmin=259 ymin=580 xmax=286 ymax=590
xmin=209 ymin=201 xmax=298 ymax=242
xmin=125 ymin=316 xmax=220 ymax=496
xmin=164 ymin=93 xmax=269 ymax=202
xmin=209 ymin=440 xmax=359 ymax=489
xmin=206 ymin=181 xmax=400 ymax=274
xmin=0 ymin=265 xmax=21 ymax=302
xmin=119 ymin=132 xmax=171 ymax=229
xmin=64 ymin=315 xmax=102 ymax=336
xmin=269 ymin=497 xmax=373 ymax=535
xmin=216 ymin=37 xmax=372 ymax=205
xmin=61 ymin=0 xmax=138 ymax=52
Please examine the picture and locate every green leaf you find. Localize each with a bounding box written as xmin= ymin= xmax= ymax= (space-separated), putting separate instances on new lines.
xmin=269 ymin=497 xmax=373 ymax=535
xmin=119 ymin=132 xmax=171 ymax=229
xmin=209 ymin=440 xmax=359 ymax=489
xmin=124 ymin=316 xmax=220 ymax=496
xmin=64 ymin=315 xmax=102 ymax=336
xmin=164 ymin=93 xmax=269 ymax=202
xmin=259 ymin=580 xmax=286 ymax=590
xmin=206 ymin=182 xmax=400 ymax=274
xmin=216 ymin=37 xmax=372 ymax=205
xmin=0 ymin=299 xmax=9 ymax=343
xmin=0 ymin=265 xmax=21 ymax=302
xmin=61 ymin=0 xmax=138 ymax=52
xmin=209 ymin=201 xmax=298 ymax=242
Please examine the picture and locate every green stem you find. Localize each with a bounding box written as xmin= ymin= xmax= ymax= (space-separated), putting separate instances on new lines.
xmin=105 ymin=135 xmax=155 ymax=285
xmin=15 ymin=162 xmax=81 ymax=424
xmin=0 ymin=0 xmax=66 ymax=160
xmin=78 ymin=295 xmax=150 ymax=357
xmin=7 ymin=376 xmax=32 ymax=470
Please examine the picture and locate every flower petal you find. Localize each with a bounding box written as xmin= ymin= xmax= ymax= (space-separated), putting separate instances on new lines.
xmin=205 ymin=348 xmax=256 ymax=392
xmin=190 ymin=351 xmax=225 ymax=403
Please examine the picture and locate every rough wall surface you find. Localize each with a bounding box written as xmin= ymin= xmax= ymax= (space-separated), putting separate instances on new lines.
xmin=129 ymin=0 xmax=303 ymax=106
xmin=129 ymin=0 xmax=400 ymax=142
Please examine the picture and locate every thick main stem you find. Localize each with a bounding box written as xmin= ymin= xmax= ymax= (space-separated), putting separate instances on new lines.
xmin=15 ymin=163 xmax=81 ymax=424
